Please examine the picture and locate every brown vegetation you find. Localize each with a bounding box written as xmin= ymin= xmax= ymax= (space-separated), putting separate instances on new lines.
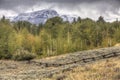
xmin=114 ymin=43 xmax=120 ymax=46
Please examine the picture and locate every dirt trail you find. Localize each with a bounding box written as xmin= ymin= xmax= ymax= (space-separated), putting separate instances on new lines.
xmin=0 ymin=46 xmax=120 ymax=80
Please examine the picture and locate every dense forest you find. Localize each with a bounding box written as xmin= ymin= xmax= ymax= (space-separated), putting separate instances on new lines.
xmin=0 ymin=16 xmax=120 ymax=60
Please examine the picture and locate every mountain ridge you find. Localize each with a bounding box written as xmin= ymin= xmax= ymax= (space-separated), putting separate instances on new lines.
xmin=9 ymin=9 xmax=78 ymax=25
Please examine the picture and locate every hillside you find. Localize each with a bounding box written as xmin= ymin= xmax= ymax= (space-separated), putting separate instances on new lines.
xmin=53 ymin=55 xmax=120 ymax=80
xmin=0 ymin=46 xmax=120 ymax=80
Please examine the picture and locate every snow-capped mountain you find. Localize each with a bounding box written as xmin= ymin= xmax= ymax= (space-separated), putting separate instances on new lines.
xmin=10 ymin=9 xmax=77 ymax=25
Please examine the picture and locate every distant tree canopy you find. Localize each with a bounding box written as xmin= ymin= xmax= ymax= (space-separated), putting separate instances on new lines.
xmin=0 ymin=16 xmax=120 ymax=60
xmin=1 ymin=16 xmax=5 ymax=22
xmin=97 ymin=16 xmax=105 ymax=23
xmin=77 ymin=17 xmax=81 ymax=23
xmin=45 ymin=17 xmax=63 ymax=27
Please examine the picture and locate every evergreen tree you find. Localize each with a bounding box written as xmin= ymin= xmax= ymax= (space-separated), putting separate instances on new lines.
xmin=97 ymin=16 xmax=105 ymax=23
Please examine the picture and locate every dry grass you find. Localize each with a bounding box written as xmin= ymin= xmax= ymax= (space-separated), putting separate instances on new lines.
xmin=44 ymin=57 xmax=120 ymax=80
xmin=64 ymin=57 xmax=120 ymax=80
xmin=1 ymin=52 xmax=120 ymax=80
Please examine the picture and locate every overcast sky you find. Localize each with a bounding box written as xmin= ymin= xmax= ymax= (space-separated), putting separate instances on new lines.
xmin=0 ymin=0 xmax=120 ymax=21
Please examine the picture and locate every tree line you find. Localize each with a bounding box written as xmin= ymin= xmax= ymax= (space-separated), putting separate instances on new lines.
xmin=0 ymin=16 xmax=120 ymax=60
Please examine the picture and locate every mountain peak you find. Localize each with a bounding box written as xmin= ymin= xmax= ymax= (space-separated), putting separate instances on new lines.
xmin=11 ymin=9 xmax=77 ymax=25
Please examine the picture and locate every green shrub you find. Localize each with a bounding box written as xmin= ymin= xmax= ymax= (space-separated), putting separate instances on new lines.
xmin=13 ymin=48 xmax=36 ymax=61
xmin=0 ymin=52 xmax=12 ymax=59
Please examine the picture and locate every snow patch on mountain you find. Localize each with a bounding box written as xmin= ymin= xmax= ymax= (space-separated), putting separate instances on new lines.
xmin=10 ymin=9 xmax=77 ymax=25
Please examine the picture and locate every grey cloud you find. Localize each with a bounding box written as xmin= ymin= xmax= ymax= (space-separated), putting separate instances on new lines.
xmin=0 ymin=0 xmax=120 ymax=10
xmin=0 ymin=0 xmax=40 ymax=10
xmin=44 ymin=0 xmax=110 ymax=3
xmin=0 ymin=0 xmax=120 ymax=19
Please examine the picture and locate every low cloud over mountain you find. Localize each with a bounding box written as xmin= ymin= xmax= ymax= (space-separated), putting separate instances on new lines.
xmin=0 ymin=0 xmax=120 ymax=21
